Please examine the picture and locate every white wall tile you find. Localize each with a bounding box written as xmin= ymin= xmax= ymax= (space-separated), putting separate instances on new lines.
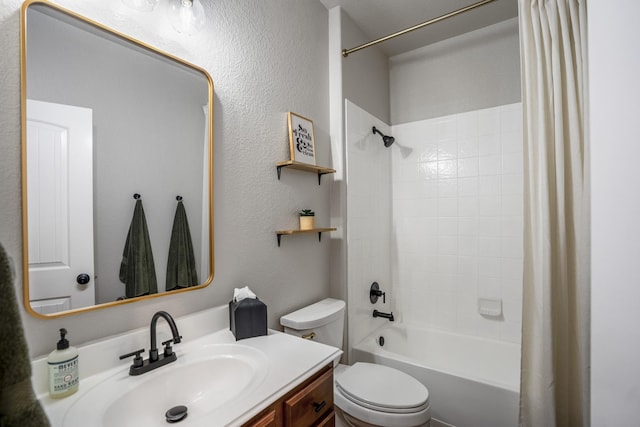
xmin=501 ymin=237 xmax=523 ymax=258
xmin=478 ymin=276 xmax=502 ymax=298
xmin=502 ymin=174 xmax=523 ymax=195
xmin=502 ymin=130 xmax=523 ymax=154
xmin=458 ymin=236 xmax=478 ymax=256
xmin=438 ymin=179 xmax=457 ymax=197
xmin=459 ymin=217 xmax=479 ymax=236
xmin=479 ymin=237 xmax=502 ymax=257
xmin=458 ymin=196 xmax=479 ymax=216
xmin=390 ymin=102 xmax=523 ymax=345
xmin=479 ymin=175 xmax=501 ymax=196
xmin=438 ymin=217 xmax=458 ymax=235
xmin=501 ymin=258 xmax=523 ymax=280
xmin=438 ymin=198 xmax=458 ymax=217
xmin=458 ymin=256 xmax=479 ymax=276
xmin=458 ymin=136 xmax=479 ymax=158
xmin=457 ymin=274 xmax=478 ymax=295
xmin=479 ymin=217 xmax=501 ymax=237
xmin=418 ymin=161 xmax=439 ymax=180
xmin=479 ymin=196 xmax=501 ymax=216
xmin=438 ymin=140 xmax=458 ymax=160
xmin=438 ymin=255 xmax=458 ymax=274
xmin=438 ymin=159 xmax=458 ymax=178
xmin=418 ymin=142 xmax=439 ymax=163
xmin=437 ymin=236 xmax=458 ymax=255
xmin=458 ymin=177 xmax=478 ymax=196
xmin=479 ymin=155 xmax=502 ymax=176
xmin=479 ymin=134 xmax=501 ymax=156
xmin=479 ymin=256 xmax=501 ymax=277
xmin=502 ymin=195 xmax=523 ymax=216
xmin=458 ymin=158 xmax=479 ymax=177
xmin=501 ymin=216 xmax=523 ymax=237
xmin=502 ymin=151 xmax=523 ymax=175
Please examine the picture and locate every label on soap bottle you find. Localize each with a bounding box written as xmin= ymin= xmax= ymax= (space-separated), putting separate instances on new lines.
xmin=48 ymin=356 xmax=79 ymax=396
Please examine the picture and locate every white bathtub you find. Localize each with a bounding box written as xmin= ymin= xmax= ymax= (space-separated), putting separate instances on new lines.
xmin=351 ymin=324 xmax=520 ymax=427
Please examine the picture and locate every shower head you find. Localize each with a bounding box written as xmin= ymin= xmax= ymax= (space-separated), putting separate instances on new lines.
xmin=372 ymin=126 xmax=395 ymax=148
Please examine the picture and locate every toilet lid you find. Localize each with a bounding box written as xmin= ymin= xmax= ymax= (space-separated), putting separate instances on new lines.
xmin=335 ymin=363 xmax=429 ymax=413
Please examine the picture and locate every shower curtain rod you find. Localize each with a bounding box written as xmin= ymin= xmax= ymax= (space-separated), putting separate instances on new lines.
xmin=342 ymin=0 xmax=497 ymax=58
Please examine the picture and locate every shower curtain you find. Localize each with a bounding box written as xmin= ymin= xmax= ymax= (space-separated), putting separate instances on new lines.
xmin=518 ymin=1 xmax=589 ymax=426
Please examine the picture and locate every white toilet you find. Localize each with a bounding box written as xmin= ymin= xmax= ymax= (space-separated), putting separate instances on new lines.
xmin=280 ymin=298 xmax=431 ymax=427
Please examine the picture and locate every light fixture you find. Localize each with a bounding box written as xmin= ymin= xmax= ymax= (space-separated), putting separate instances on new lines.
xmin=121 ymin=0 xmax=159 ymax=12
xmin=167 ymin=0 xmax=206 ymax=35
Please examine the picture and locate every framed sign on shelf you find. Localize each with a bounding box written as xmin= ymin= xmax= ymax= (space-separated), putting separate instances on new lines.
xmin=287 ymin=112 xmax=316 ymax=165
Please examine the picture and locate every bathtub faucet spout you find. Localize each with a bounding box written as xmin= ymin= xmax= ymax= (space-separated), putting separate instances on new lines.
xmin=373 ymin=309 xmax=394 ymax=322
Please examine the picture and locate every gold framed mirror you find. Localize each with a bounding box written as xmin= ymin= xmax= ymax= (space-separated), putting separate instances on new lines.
xmin=20 ymin=0 xmax=214 ymax=318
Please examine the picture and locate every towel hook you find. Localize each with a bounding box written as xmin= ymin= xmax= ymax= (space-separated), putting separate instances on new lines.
xmin=176 ymin=195 xmax=183 ymax=201
xmin=133 ymin=193 xmax=141 ymax=200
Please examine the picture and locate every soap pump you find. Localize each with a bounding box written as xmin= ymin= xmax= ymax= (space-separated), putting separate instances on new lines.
xmin=47 ymin=328 xmax=79 ymax=398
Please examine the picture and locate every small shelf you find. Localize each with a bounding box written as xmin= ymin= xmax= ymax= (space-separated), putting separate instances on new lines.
xmin=276 ymin=228 xmax=337 ymax=247
xmin=276 ymin=161 xmax=336 ymax=185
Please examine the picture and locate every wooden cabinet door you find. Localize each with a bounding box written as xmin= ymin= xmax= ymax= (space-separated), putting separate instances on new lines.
xmin=284 ymin=367 xmax=333 ymax=427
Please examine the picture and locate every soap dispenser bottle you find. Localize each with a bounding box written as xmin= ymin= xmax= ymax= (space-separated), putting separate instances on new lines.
xmin=47 ymin=328 xmax=79 ymax=398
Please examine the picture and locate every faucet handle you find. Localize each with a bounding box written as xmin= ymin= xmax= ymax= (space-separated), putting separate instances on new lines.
xmin=119 ymin=348 xmax=145 ymax=368
xmin=162 ymin=339 xmax=176 ymax=357
xmin=370 ymin=282 xmax=386 ymax=304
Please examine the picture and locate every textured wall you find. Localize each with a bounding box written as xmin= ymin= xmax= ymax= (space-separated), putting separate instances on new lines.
xmin=390 ymin=18 xmax=521 ymax=124
xmin=0 ymin=0 xmax=331 ymax=357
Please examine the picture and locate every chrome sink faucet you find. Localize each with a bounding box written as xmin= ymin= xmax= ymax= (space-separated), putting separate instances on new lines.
xmin=119 ymin=311 xmax=183 ymax=376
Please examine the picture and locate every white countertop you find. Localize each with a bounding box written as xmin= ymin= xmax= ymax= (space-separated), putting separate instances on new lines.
xmin=32 ymin=305 xmax=342 ymax=426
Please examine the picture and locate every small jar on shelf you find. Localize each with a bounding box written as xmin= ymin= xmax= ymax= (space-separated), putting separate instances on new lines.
xmin=299 ymin=209 xmax=315 ymax=230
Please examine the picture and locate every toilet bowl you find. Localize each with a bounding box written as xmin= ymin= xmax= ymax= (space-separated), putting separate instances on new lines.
xmin=280 ymin=298 xmax=431 ymax=427
xmin=334 ymin=363 xmax=430 ymax=427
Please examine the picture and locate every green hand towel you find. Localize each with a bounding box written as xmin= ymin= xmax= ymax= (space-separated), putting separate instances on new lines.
xmin=119 ymin=199 xmax=158 ymax=298
xmin=0 ymin=242 xmax=51 ymax=427
xmin=166 ymin=200 xmax=198 ymax=291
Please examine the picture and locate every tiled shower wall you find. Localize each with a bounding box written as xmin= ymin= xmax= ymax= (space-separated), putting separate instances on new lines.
xmin=391 ymin=103 xmax=523 ymax=344
xmin=345 ymin=100 xmax=392 ymax=356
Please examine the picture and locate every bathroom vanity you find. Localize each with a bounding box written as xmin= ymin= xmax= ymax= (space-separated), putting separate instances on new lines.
xmin=31 ymin=305 xmax=341 ymax=426
xmin=241 ymin=364 xmax=335 ymax=427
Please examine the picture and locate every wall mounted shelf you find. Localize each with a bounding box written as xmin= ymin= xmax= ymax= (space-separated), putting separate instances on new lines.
xmin=276 ymin=228 xmax=336 ymax=247
xmin=276 ymin=160 xmax=336 ymax=185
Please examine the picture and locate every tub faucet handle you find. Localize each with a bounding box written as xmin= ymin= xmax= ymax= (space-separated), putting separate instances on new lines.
xmin=370 ymin=282 xmax=386 ymax=304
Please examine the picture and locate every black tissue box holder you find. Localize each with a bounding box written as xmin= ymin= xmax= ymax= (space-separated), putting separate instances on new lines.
xmin=229 ymin=298 xmax=267 ymax=340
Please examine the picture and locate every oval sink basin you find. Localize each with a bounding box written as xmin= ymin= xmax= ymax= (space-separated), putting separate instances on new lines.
xmin=63 ymin=344 xmax=268 ymax=427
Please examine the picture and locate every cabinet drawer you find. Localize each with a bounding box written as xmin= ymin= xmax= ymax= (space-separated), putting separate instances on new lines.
xmin=242 ymin=402 xmax=281 ymax=427
xmin=316 ymin=411 xmax=335 ymax=427
xmin=245 ymin=408 xmax=278 ymax=427
xmin=284 ymin=367 xmax=333 ymax=427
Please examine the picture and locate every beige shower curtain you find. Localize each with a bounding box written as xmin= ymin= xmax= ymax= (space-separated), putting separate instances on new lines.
xmin=518 ymin=1 xmax=589 ymax=426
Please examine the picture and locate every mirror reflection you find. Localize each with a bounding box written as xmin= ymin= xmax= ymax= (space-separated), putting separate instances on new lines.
xmin=21 ymin=1 xmax=214 ymax=317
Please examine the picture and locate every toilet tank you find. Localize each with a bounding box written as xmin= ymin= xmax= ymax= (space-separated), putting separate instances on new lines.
xmin=280 ymin=298 xmax=345 ymax=350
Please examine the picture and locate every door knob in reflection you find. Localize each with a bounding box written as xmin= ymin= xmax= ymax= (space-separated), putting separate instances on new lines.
xmin=76 ymin=273 xmax=90 ymax=285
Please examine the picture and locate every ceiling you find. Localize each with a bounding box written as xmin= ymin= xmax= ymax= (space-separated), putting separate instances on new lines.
xmin=320 ymin=0 xmax=518 ymax=57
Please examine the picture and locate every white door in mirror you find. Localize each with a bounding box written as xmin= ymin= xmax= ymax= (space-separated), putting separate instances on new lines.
xmin=27 ymin=100 xmax=95 ymax=314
